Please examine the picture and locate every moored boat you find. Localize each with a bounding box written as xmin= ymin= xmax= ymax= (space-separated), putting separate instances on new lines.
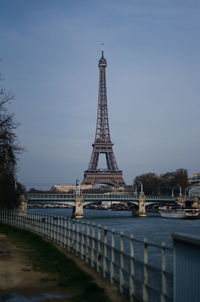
xmin=185 ymin=209 xmax=200 ymax=218
xmin=159 ymin=207 xmax=199 ymax=219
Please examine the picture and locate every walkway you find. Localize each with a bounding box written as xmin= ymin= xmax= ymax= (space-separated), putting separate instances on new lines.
xmin=0 ymin=230 xmax=127 ymax=302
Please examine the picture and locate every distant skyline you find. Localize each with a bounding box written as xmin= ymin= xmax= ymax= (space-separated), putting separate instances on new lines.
xmin=0 ymin=0 xmax=200 ymax=189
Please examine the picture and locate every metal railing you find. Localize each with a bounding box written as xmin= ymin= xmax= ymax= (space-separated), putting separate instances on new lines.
xmin=0 ymin=209 xmax=173 ymax=302
xmin=27 ymin=193 xmax=175 ymax=202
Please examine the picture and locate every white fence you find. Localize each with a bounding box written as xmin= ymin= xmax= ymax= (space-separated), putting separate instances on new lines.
xmin=0 ymin=209 xmax=173 ymax=302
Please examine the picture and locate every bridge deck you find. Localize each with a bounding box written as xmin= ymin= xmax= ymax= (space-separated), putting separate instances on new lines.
xmin=27 ymin=193 xmax=174 ymax=203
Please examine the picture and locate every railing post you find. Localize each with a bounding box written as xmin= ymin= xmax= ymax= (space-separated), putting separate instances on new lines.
xmin=40 ymin=213 xmax=43 ymax=235
xmin=119 ymin=231 xmax=124 ymax=293
xmin=42 ymin=215 xmax=45 ymax=236
xmin=91 ymin=223 xmax=95 ymax=268
xmin=39 ymin=213 xmax=42 ymax=234
xmin=19 ymin=210 xmax=22 ymax=227
xmin=19 ymin=210 xmax=21 ymax=226
xmin=161 ymin=242 xmax=167 ymax=302
xmin=86 ymin=222 xmax=90 ymax=263
xmin=3 ymin=208 xmax=6 ymax=223
xmin=67 ymin=219 xmax=71 ymax=251
xmin=143 ymin=238 xmax=148 ymax=302
xmin=56 ymin=216 xmax=59 ymax=243
xmin=53 ymin=215 xmax=56 ymax=241
xmin=30 ymin=212 xmax=33 ymax=231
xmin=50 ymin=214 xmax=53 ymax=240
xmin=129 ymin=234 xmax=135 ymax=302
xmin=81 ymin=221 xmax=85 ymax=260
xmin=58 ymin=216 xmax=62 ymax=245
xmin=44 ymin=213 xmax=47 ymax=237
xmin=61 ymin=216 xmax=64 ymax=246
xmin=56 ymin=216 xmax=59 ymax=244
xmin=38 ymin=212 xmax=40 ymax=234
xmin=4 ymin=208 xmax=6 ymax=223
xmin=97 ymin=224 xmax=101 ymax=273
xmin=8 ymin=209 xmax=11 ymax=224
xmin=16 ymin=210 xmax=19 ymax=226
xmin=59 ymin=216 xmax=62 ymax=245
xmin=72 ymin=219 xmax=75 ymax=252
xmin=35 ymin=212 xmax=38 ymax=233
xmin=110 ymin=228 xmax=115 ymax=284
xmin=47 ymin=214 xmax=51 ymax=239
xmin=38 ymin=212 xmax=40 ymax=233
xmin=14 ymin=209 xmax=17 ymax=226
xmin=10 ymin=209 xmax=13 ymax=226
xmin=32 ymin=212 xmax=35 ymax=231
xmin=33 ymin=212 xmax=36 ymax=232
xmin=63 ymin=218 xmax=67 ymax=248
xmin=53 ymin=216 xmax=56 ymax=242
xmin=103 ymin=226 xmax=108 ymax=278
xmin=76 ymin=221 xmax=80 ymax=256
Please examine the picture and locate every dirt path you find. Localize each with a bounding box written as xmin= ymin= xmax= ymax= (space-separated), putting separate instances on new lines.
xmin=0 ymin=233 xmax=73 ymax=301
xmin=0 ymin=233 xmax=128 ymax=302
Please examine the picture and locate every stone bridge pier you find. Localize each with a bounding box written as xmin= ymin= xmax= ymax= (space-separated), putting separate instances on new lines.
xmin=138 ymin=193 xmax=147 ymax=217
xmin=72 ymin=194 xmax=84 ymax=219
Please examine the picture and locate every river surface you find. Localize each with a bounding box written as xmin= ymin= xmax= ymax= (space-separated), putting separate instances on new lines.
xmin=28 ymin=208 xmax=200 ymax=247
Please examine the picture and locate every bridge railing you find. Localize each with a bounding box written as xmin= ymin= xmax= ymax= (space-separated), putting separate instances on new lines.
xmin=27 ymin=193 xmax=176 ymax=204
xmin=0 ymin=209 xmax=173 ymax=302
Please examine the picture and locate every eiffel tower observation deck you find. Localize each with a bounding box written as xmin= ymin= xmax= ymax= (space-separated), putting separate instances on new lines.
xmin=82 ymin=47 xmax=126 ymax=187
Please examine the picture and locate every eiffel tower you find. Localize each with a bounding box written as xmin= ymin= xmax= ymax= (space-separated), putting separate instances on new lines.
xmin=82 ymin=47 xmax=126 ymax=187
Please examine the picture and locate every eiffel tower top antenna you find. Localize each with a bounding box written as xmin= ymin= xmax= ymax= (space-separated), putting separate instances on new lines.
xmin=101 ymin=43 xmax=104 ymax=57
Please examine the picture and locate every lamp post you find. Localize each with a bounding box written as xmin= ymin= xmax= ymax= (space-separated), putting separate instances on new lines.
xmin=185 ymin=186 xmax=191 ymax=197
xmin=137 ymin=180 xmax=146 ymax=216
xmin=179 ymin=185 xmax=182 ymax=197
xmin=75 ymin=179 xmax=80 ymax=195
xmin=171 ymin=187 xmax=175 ymax=198
xmin=138 ymin=181 xmax=144 ymax=195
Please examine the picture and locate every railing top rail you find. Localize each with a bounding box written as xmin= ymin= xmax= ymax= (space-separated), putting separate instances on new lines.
xmin=27 ymin=210 xmax=173 ymax=251
xmin=27 ymin=193 xmax=173 ymax=197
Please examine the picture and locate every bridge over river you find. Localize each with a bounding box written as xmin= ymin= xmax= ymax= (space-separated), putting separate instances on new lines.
xmin=27 ymin=192 xmax=183 ymax=218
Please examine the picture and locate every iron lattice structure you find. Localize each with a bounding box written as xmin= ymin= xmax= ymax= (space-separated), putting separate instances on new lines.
xmin=82 ymin=50 xmax=126 ymax=187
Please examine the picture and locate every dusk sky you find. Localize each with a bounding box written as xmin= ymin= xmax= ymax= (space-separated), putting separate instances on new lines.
xmin=0 ymin=0 xmax=200 ymax=189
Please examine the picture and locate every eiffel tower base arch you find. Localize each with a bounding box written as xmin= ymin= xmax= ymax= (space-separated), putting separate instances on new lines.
xmin=82 ymin=171 xmax=125 ymax=187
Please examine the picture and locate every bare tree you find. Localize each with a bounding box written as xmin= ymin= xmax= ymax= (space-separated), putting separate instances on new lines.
xmin=0 ymin=75 xmax=24 ymax=208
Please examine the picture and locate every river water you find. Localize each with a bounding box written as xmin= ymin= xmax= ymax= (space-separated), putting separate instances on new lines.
xmin=28 ymin=208 xmax=200 ymax=247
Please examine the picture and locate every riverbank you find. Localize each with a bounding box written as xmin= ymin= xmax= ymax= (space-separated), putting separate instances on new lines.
xmin=0 ymin=223 xmax=127 ymax=302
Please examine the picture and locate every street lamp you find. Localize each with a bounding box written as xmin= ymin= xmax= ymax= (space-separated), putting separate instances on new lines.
xmin=75 ymin=179 xmax=80 ymax=195
xmin=179 ymin=185 xmax=182 ymax=197
xmin=171 ymin=187 xmax=175 ymax=198
xmin=138 ymin=181 xmax=144 ymax=195
xmin=185 ymin=186 xmax=191 ymax=197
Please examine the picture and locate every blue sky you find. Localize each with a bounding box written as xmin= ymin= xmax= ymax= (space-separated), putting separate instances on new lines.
xmin=0 ymin=0 xmax=200 ymax=189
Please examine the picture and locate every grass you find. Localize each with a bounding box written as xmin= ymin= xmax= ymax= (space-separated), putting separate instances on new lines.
xmin=0 ymin=223 xmax=111 ymax=302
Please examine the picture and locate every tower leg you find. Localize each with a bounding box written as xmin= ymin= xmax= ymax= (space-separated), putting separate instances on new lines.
xmin=138 ymin=194 xmax=147 ymax=217
xmin=72 ymin=194 xmax=84 ymax=219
